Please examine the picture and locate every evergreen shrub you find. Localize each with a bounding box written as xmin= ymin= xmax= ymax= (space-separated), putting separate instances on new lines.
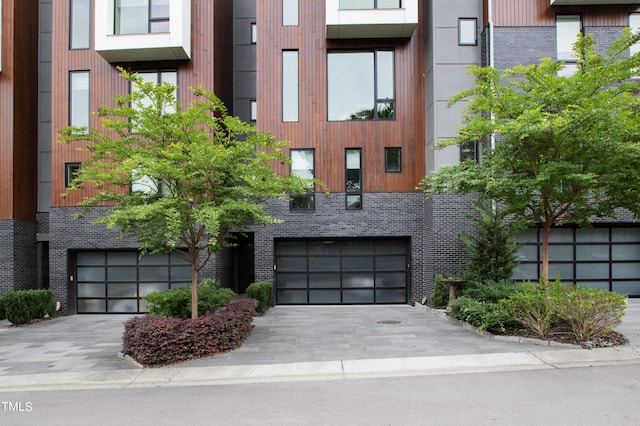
xmin=246 ymin=281 xmax=272 ymax=313
xmin=3 ymin=289 xmax=56 ymax=325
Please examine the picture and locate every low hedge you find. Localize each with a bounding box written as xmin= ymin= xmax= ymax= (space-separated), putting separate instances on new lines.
xmin=449 ymin=296 xmax=512 ymax=334
xmin=246 ymin=281 xmax=272 ymax=313
xmin=144 ymin=279 xmax=236 ymax=319
xmin=122 ymin=298 xmax=256 ymax=367
xmin=3 ymin=289 xmax=56 ymax=325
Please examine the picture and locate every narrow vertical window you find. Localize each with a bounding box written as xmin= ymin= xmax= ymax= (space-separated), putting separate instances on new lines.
xmin=291 ymin=149 xmax=315 ymax=210
xmin=250 ymin=100 xmax=257 ymax=122
xmin=631 ymin=14 xmax=640 ymax=56
xmin=282 ymin=50 xmax=299 ymax=122
xmin=70 ymin=0 xmax=91 ymax=49
xmin=282 ymin=0 xmax=299 ymax=26
xmin=346 ymin=149 xmax=362 ymax=210
xmin=251 ymin=23 xmax=257 ymax=44
xmin=65 ymin=163 xmax=82 ymax=188
xmin=385 ymin=147 xmax=401 ymax=173
xmin=458 ymin=18 xmax=477 ymax=46
xmin=556 ymin=15 xmax=581 ymax=76
xmin=70 ymin=71 xmax=90 ymax=132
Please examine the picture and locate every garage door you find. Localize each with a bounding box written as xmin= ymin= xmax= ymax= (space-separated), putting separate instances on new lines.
xmin=275 ymin=238 xmax=408 ymax=304
xmin=515 ymin=226 xmax=640 ymax=297
xmin=74 ymin=251 xmax=192 ymax=313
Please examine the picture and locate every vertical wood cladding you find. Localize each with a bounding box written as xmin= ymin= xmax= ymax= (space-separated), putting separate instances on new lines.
xmin=51 ymin=0 xmax=234 ymax=207
xmin=0 ymin=0 xmax=39 ymax=221
xmin=256 ymin=0 xmax=425 ymax=193
xmin=487 ymin=0 xmax=640 ymax=27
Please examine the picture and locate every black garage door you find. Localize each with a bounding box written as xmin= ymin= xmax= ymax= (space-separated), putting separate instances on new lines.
xmin=74 ymin=251 xmax=192 ymax=313
xmin=275 ymin=238 xmax=409 ymax=304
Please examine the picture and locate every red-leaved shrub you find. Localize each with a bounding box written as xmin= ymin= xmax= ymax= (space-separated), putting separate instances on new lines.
xmin=122 ymin=299 xmax=256 ymax=366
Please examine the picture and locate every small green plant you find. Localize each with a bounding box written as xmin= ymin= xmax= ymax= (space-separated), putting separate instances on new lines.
xmin=431 ymin=274 xmax=448 ymax=307
xmin=449 ymin=296 xmax=511 ymax=334
xmin=246 ymin=281 xmax=273 ymax=313
xmin=144 ymin=279 xmax=236 ymax=319
xmin=3 ymin=289 xmax=56 ymax=325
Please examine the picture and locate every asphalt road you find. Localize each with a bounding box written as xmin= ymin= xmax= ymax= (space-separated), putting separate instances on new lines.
xmin=2 ymin=364 xmax=639 ymax=425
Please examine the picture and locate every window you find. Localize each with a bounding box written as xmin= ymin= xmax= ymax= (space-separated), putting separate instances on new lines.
xmin=328 ymin=50 xmax=395 ymax=121
xmin=251 ymin=23 xmax=257 ymax=44
xmin=460 ymin=141 xmax=479 ymax=162
xmin=70 ymin=0 xmax=91 ymax=49
xmin=115 ymin=0 xmax=169 ymax=35
xmin=458 ymin=18 xmax=477 ymax=46
xmin=339 ymin=0 xmax=401 ymax=9
xmin=130 ymin=70 xmax=177 ymax=118
xmin=346 ymin=149 xmax=362 ymax=210
xmin=283 ymin=0 xmax=298 ymax=26
xmin=70 ymin=71 xmax=90 ymax=132
xmin=282 ymin=50 xmax=299 ymax=122
xmin=291 ymin=149 xmax=315 ymax=210
xmin=556 ymin=15 xmax=581 ymax=76
xmin=631 ymin=14 xmax=640 ymax=56
xmin=385 ymin=147 xmax=401 ymax=173
xmin=250 ymin=100 xmax=257 ymax=122
xmin=65 ymin=163 xmax=81 ymax=188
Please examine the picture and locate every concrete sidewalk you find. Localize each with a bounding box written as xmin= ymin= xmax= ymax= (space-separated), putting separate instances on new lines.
xmin=1 ymin=301 xmax=639 ymax=392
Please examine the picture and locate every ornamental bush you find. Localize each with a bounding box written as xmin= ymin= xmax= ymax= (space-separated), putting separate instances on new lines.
xmin=0 ymin=296 xmax=6 ymax=320
xmin=431 ymin=274 xmax=448 ymax=307
xmin=461 ymin=279 xmax=523 ymax=304
xmin=448 ymin=296 xmax=512 ymax=334
xmin=144 ymin=279 xmax=236 ymax=319
xmin=246 ymin=281 xmax=272 ymax=313
xmin=3 ymin=289 xmax=56 ymax=325
xmin=122 ymin=298 xmax=256 ymax=367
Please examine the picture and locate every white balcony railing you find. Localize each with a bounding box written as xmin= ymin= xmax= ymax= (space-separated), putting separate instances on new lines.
xmin=95 ymin=0 xmax=191 ymax=63
xmin=326 ymin=0 xmax=418 ymax=39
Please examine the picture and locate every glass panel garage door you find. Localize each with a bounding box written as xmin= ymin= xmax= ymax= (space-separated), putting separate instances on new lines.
xmin=275 ymin=239 xmax=408 ymax=304
xmin=75 ymin=251 xmax=191 ymax=313
xmin=514 ymin=226 xmax=640 ymax=297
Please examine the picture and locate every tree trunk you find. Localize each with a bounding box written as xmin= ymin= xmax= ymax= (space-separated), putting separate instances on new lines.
xmin=540 ymin=222 xmax=551 ymax=283
xmin=191 ymin=266 xmax=198 ymax=319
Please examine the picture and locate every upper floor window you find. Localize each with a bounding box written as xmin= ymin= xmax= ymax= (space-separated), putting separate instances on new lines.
xmin=282 ymin=0 xmax=299 ymax=26
xmin=65 ymin=163 xmax=82 ymax=188
xmin=251 ymin=23 xmax=257 ymax=44
xmin=556 ymin=15 xmax=581 ymax=76
xmin=115 ymin=0 xmax=169 ymax=35
xmin=631 ymin=14 xmax=640 ymax=56
xmin=458 ymin=18 xmax=477 ymax=46
xmin=346 ymin=149 xmax=362 ymax=210
xmin=339 ymin=0 xmax=401 ymax=9
xmin=290 ymin=149 xmax=315 ymax=210
xmin=282 ymin=50 xmax=299 ymax=122
xmin=385 ymin=147 xmax=401 ymax=173
xmin=70 ymin=0 xmax=91 ymax=49
xmin=328 ymin=49 xmax=395 ymax=121
xmin=70 ymin=71 xmax=90 ymax=132
xmin=130 ymin=70 xmax=177 ymax=130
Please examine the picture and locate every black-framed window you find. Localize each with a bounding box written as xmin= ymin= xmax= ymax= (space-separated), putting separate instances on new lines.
xmin=339 ymin=0 xmax=401 ymax=9
xmin=251 ymin=23 xmax=257 ymax=44
xmin=556 ymin=15 xmax=582 ymax=76
xmin=115 ymin=0 xmax=169 ymax=35
xmin=283 ymin=0 xmax=299 ymax=26
xmin=460 ymin=141 xmax=479 ymax=162
xmin=282 ymin=50 xmax=299 ymax=122
xmin=70 ymin=71 xmax=90 ymax=132
xmin=65 ymin=162 xmax=82 ymax=188
xmin=291 ymin=149 xmax=315 ymax=210
xmin=250 ymin=100 xmax=257 ymax=122
xmin=346 ymin=149 xmax=362 ymax=210
xmin=328 ymin=50 xmax=395 ymax=121
xmin=130 ymin=70 xmax=177 ymax=120
xmin=70 ymin=0 xmax=91 ymax=49
xmin=385 ymin=147 xmax=401 ymax=173
xmin=458 ymin=18 xmax=477 ymax=46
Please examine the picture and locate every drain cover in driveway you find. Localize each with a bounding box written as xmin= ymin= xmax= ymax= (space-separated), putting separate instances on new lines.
xmin=377 ymin=320 xmax=401 ymax=324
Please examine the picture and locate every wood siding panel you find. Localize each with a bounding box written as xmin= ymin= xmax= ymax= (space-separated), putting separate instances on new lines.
xmin=256 ymin=0 xmax=425 ymax=193
xmin=489 ymin=0 xmax=640 ymax=27
xmin=51 ymin=0 xmax=234 ymax=207
xmin=0 ymin=0 xmax=39 ymax=221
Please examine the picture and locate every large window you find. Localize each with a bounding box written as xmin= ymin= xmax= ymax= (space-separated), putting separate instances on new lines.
xmin=282 ymin=50 xmax=299 ymax=122
xmin=70 ymin=0 xmax=91 ymax=49
xmin=328 ymin=50 xmax=395 ymax=121
xmin=115 ymin=0 xmax=169 ymax=35
xmin=282 ymin=0 xmax=299 ymax=26
xmin=556 ymin=15 xmax=581 ymax=76
xmin=70 ymin=71 xmax=90 ymax=131
xmin=346 ymin=149 xmax=362 ymax=209
xmin=130 ymin=70 xmax=177 ymax=116
xmin=339 ymin=0 xmax=401 ymax=9
xmin=291 ymin=150 xmax=315 ymax=210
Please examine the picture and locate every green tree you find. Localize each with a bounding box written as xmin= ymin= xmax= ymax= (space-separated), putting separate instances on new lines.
xmin=460 ymin=201 xmax=523 ymax=283
xmin=61 ymin=69 xmax=317 ymax=318
xmin=423 ymin=31 xmax=640 ymax=282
